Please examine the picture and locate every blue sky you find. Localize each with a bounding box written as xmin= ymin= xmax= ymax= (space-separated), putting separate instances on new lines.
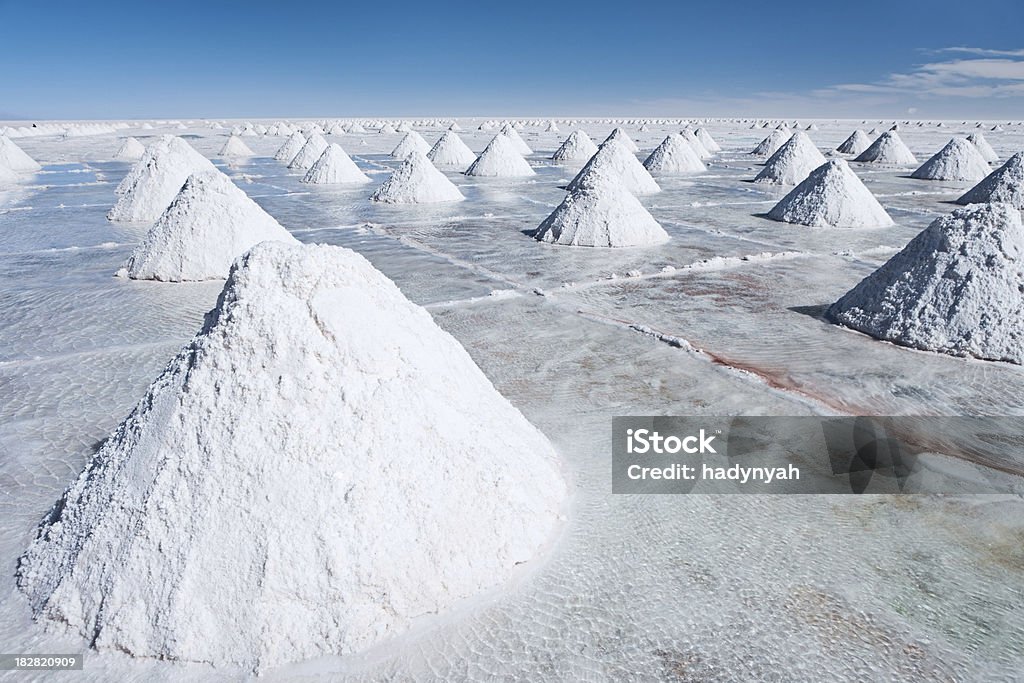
xmin=2 ymin=0 xmax=1023 ymax=119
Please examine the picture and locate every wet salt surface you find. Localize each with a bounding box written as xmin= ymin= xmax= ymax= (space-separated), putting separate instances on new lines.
xmin=1 ymin=121 xmax=1023 ymax=681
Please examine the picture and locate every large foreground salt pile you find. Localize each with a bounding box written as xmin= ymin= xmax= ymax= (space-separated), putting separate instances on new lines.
xmin=827 ymin=202 xmax=1024 ymax=363
xmin=18 ymin=241 xmax=566 ymax=672
xmin=603 ymin=127 xmax=639 ymax=152
xmin=301 ymin=144 xmax=370 ymax=185
xmin=751 ymin=129 xmax=791 ymax=157
xmin=967 ymin=132 xmax=998 ymax=162
xmin=113 ymin=137 xmax=146 ymax=161
xmin=500 ymin=123 xmax=533 ymax=155
xmin=680 ymin=129 xmax=712 ymax=159
xmin=108 ymin=135 xmax=216 ymax=222
xmin=552 ymin=130 xmax=599 ymax=162
xmin=0 ymin=161 xmax=17 ymax=185
xmin=643 ymin=134 xmax=706 ymax=174
xmin=390 ymin=131 xmax=431 ymax=159
xmin=836 ymin=130 xmax=872 ymax=155
xmin=465 ymin=134 xmax=535 ymax=177
xmin=767 ymin=159 xmax=894 ymax=228
xmin=910 ymin=137 xmax=990 ymax=182
xmin=0 ymin=135 xmax=42 ymax=172
xmin=753 ymin=131 xmax=826 ymax=185
xmin=567 ymin=138 xmax=660 ymax=195
xmin=427 ymin=130 xmax=476 ymax=167
xmin=371 ymin=150 xmax=464 ymax=203
xmin=854 ymin=130 xmax=918 ymax=165
xmin=535 ymin=176 xmax=668 ymax=247
xmin=957 ymin=152 xmax=1024 ymax=208
xmin=274 ymin=131 xmax=306 ymax=162
xmin=117 ymin=171 xmax=297 ymax=281
xmin=220 ymin=135 xmax=255 ymax=158
xmin=287 ymin=132 xmax=329 ymax=170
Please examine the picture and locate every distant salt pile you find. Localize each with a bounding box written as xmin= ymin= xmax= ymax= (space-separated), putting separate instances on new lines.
xmin=390 ymin=131 xmax=431 ymax=159
xmin=396 ymin=121 xmax=413 ymax=133
xmin=828 ymin=203 xmax=1024 ymax=364
xmin=287 ymin=132 xmax=329 ymax=170
xmin=957 ymin=152 xmax=1024 ymax=208
xmin=753 ymin=131 xmax=826 ymax=185
xmin=427 ymin=130 xmax=476 ymax=167
xmin=464 ymin=134 xmax=535 ymax=177
xmin=751 ymin=129 xmax=791 ymax=157
xmin=348 ymin=122 xmax=367 ymax=134
xmin=274 ymin=132 xmax=305 ymax=161
xmin=448 ymin=122 xmax=462 ymax=132
xmin=0 ymin=136 xmax=42 ymax=172
xmin=19 ymin=240 xmax=565 ymax=672
xmin=220 ymin=135 xmax=255 ymax=158
xmin=551 ymin=130 xmax=599 ymax=162
xmin=854 ymin=131 xmax=918 ymax=165
xmin=567 ymin=138 xmax=660 ymax=195
xmin=113 ymin=137 xmax=146 ymax=161
xmin=371 ymin=150 xmax=464 ymax=203
xmin=967 ymin=132 xmax=998 ymax=163
xmin=836 ymin=130 xmax=872 ymax=155
xmin=643 ymin=134 xmax=706 ymax=174
xmin=910 ymin=138 xmax=990 ymax=182
xmin=500 ymin=123 xmax=533 ymax=155
xmin=767 ymin=159 xmax=893 ymax=228
xmin=301 ymin=144 xmax=370 ymax=185
xmin=535 ymin=176 xmax=668 ymax=247
xmin=694 ymin=128 xmax=721 ymax=153
xmin=546 ymin=120 xmax=559 ymax=133
xmin=379 ymin=123 xmax=397 ymax=135
xmin=603 ymin=127 xmax=639 ymax=153
xmin=109 ymin=136 xmax=216 ymax=222
xmin=117 ymin=171 xmax=297 ymax=281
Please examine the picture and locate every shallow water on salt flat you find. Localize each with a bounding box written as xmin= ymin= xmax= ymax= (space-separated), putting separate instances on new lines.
xmin=1 ymin=121 xmax=1023 ymax=682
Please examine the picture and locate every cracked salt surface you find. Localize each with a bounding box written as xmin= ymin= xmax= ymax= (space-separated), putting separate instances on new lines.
xmin=1 ymin=120 xmax=1023 ymax=681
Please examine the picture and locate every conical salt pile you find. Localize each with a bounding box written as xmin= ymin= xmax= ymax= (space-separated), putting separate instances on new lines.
xmin=603 ymin=127 xmax=639 ymax=153
xmin=966 ymin=132 xmax=998 ymax=163
xmin=767 ymin=159 xmax=894 ymax=228
xmin=0 ymin=161 xmax=18 ymax=185
xmin=371 ymin=150 xmax=464 ymax=203
xmin=854 ymin=130 xmax=918 ymax=165
xmin=551 ymin=130 xmax=599 ymax=162
xmin=448 ymin=122 xmax=463 ymax=132
xmin=535 ymin=176 xmax=668 ymax=247
xmin=220 ymin=135 xmax=255 ymax=158
xmin=910 ymin=137 xmax=990 ymax=182
xmin=113 ymin=137 xmax=146 ymax=161
xmin=427 ymin=130 xmax=476 ymax=167
xmin=116 ymin=171 xmax=297 ymax=281
xmin=753 ymin=131 xmax=826 ymax=185
xmin=274 ymin=132 xmax=306 ymax=162
xmin=546 ymin=120 xmax=559 ymax=133
xmin=681 ymin=129 xmax=712 ymax=159
xmin=750 ymin=129 xmax=791 ymax=157
xmin=379 ymin=123 xmax=397 ymax=135
xmin=956 ymin=152 xmax=1024 ymax=208
xmin=836 ymin=130 xmax=872 ymax=155
xmin=301 ymin=143 xmax=370 ymax=185
xmin=464 ymin=134 xmax=535 ymax=177
xmin=566 ymin=138 xmax=660 ymax=195
xmin=643 ymin=134 xmax=706 ymax=174
xmin=827 ymin=203 xmax=1024 ymax=364
xmin=391 ymin=131 xmax=431 ymax=159
xmin=0 ymin=136 xmax=42 ymax=172
xmin=694 ymin=128 xmax=721 ymax=153
xmin=396 ymin=121 xmax=413 ymax=132
xmin=287 ymin=132 xmax=329 ymax=170
xmin=18 ymin=240 xmax=566 ymax=672
xmin=500 ymin=123 xmax=533 ymax=155
xmin=108 ymin=135 xmax=217 ymax=222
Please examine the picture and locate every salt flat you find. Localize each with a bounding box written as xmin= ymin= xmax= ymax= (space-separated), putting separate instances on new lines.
xmin=1 ymin=119 xmax=1023 ymax=681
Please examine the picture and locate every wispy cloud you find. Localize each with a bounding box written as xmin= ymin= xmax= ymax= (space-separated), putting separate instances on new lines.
xmin=931 ymin=46 xmax=1024 ymax=58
